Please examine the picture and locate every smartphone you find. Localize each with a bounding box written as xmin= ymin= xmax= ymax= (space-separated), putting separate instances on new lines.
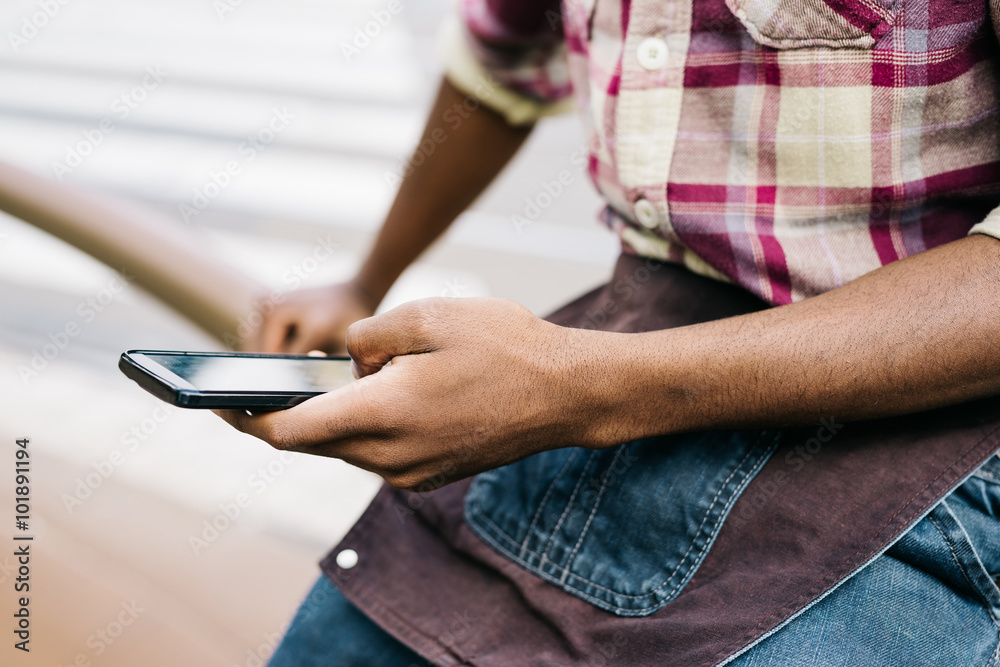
xmin=119 ymin=350 xmax=355 ymax=409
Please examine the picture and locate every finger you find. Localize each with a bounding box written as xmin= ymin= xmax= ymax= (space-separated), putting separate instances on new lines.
xmin=214 ymin=406 xmax=381 ymax=473
xmin=212 ymin=381 xmax=373 ymax=451
xmin=346 ymin=299 xmax=444 ymax=377
xmin=285 ymin=326 xmax=336 ymax=356
xmin=258 ymin=312 xmax=295 ymax=353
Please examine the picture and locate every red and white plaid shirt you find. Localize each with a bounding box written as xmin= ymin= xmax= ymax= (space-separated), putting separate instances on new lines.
xmin=445 ymin=0 xmax=1000 ymax=305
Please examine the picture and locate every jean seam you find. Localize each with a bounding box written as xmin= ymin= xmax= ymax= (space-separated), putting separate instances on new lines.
xmin=990 ymin=636 xmax=1000 ymax=667
xmin=563 ymin=439 xmax=768 ymax=601
xmin=473 ymin=511 xmax=652 ymax=604
xmin=970 ymin=450 xmax=1000 ymax=485
xmin=717 ymin=434 xmax=1000 ymax=667
xmin=539 ymin=450 xmax=600 ymax=569
xmin=560 ymin=444 xmax=628 ymax=584
xmin=815 ymin=429 xmax=1000 ymax=603
xmin=927 ymin=508 xmax=1000 ymax=624
xmin=657 ymin=434 xmax=771 ymax=600
xmin=517 ymin=449 xmax=581 ymax=561
xmin=467 ymin=514 xmax=646 ymax=615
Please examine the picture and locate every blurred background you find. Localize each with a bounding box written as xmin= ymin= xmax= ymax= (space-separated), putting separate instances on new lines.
xmin=0 ymin=0 xmax=612 ymax=664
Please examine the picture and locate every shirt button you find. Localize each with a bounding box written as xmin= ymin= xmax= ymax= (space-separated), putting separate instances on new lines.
xmin=634 ymin=198 xmax=660 ymax=229
xmin=336 ymin=548 xmax=359 ymax=569
xmin=637 ymin=37 xmax=669 ymax=71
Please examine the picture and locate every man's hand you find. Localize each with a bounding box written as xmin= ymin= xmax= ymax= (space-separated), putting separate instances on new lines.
xmin=218 ymin=298 xmax=595 ymax=490
xmin=243 ymin=281 xmax=377 ymax=354
xmin=218 ymin=236 xmax=1000 ymax=490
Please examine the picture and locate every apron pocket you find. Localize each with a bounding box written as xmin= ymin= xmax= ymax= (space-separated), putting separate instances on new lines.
xmin=465 ymin=429 xmax=779 ymax=616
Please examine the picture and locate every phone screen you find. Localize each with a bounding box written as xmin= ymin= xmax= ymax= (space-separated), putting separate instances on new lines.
xmin=143 ymin=353 xmax=355 ymax=394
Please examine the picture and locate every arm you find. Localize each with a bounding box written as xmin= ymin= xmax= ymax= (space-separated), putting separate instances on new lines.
xmin=247 ymin=77 xmax=533 ymax=353
xmin=584 ymin=233 xmax=1000 ymax=446
xmin=219 ymin=234 xmax=1000 ymax=489
xmin=352 ymin=78 xmax=534 ymax=307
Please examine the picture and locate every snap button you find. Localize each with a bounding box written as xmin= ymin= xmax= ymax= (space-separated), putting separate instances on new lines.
xmin=336 ymin=548 xmax=359 ymax=569
xmin=637 ymin=37 xmax=669 ymax=71
xmin=634 ymin=198 xmax=660 ymax=229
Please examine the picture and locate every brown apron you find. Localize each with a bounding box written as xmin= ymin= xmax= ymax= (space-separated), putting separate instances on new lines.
xmin=322 ymin=255 xmax=1000 ymax=666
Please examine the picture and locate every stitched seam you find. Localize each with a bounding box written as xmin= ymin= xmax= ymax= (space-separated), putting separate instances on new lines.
xmin=527 ymin=441 xmax=764 ymax=600
xmin=518 ymin=450 xmax=581 ymax=560
xmin=559 ymin=445 xmax=628 ymax=584
xmin=989 ymin=631 xmax=1000 ymax=667
xmin=657 ymin=437 xmax=767 ymax=598
xmin=539 ymin=450 xmax=600 ymax=567
xmin=661 ymin=434 xmax=778 ymax=600
xmin=468 ymin=515 xmax=643 ymax=615
xmin=719 ymin=424 xmax=1000 ymax=661
xmin=475 ymin=511 xmax=658 ymax=602
xmin=469 ymin=434 xmax=775 ymax=606
xmin=836 ymin=437 xmax=1000 ymax=587
xmin=927 ymin=512 xmax=997 ymax=622
xmin=928 ymin=509 xmax=1000 ymax=624
xmin=731 ymin=0 xmax=892 ymax=49
xmin=971 ymin=450 xmax=1000 ymax=485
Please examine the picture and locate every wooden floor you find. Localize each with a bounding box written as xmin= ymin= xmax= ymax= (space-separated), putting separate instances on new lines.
xmin=0 ymin=446 xmax=333 ymax=667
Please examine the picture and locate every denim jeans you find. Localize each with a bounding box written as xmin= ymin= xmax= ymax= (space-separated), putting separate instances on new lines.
xmin=267 ymin=575 xmax=427 ymax=667
xmin=269 ymin=453 xmax=1000 ymax=666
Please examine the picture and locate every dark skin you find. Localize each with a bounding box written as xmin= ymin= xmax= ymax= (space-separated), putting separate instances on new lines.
xmin=243 ymin=79 xmax=532 ymax=355
xmin=220 ymin=78 xmax=1000 ymax=490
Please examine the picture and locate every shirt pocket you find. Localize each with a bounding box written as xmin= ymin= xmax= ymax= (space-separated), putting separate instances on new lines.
xmin=725 ymin=0 xmax=898 ymax=49
xmin=464 ymin=430 xmax=779 ymax=616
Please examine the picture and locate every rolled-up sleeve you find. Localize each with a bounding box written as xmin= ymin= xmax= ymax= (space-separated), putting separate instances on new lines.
xmin=441 ymin=0 xmax=575 ymax=126
xmin=970 ymin=6 xmax=1000 ymax=241
xmin=968 ymin=207 xmax=1000 ymax=240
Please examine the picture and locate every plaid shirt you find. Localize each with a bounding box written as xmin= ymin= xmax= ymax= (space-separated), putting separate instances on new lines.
xmin=444 ymin=0 xmax=1000 ymax=305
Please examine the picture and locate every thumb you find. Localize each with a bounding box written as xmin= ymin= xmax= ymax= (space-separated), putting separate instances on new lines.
xmin=345 ymin=299 xmax=445 ymax=377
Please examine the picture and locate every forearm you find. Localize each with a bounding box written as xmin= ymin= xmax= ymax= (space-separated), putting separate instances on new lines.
xmin=578 ymin=235 xmax=1000 ymax=447
xmin=352 ymin=77 xmax=533 ymax=306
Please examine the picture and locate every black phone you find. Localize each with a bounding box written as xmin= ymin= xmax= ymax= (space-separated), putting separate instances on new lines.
xmin=119 ymin=350 xmax=355 ymax=409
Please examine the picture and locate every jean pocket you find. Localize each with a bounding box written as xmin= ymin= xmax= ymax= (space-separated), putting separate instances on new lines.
xmin=465 ymin=430 xmax=779 ymax=616
xmin=891 ymin=479 xmax=1000 ymax=620
xmin=725 ymin=0 xmax=898 ymax=49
